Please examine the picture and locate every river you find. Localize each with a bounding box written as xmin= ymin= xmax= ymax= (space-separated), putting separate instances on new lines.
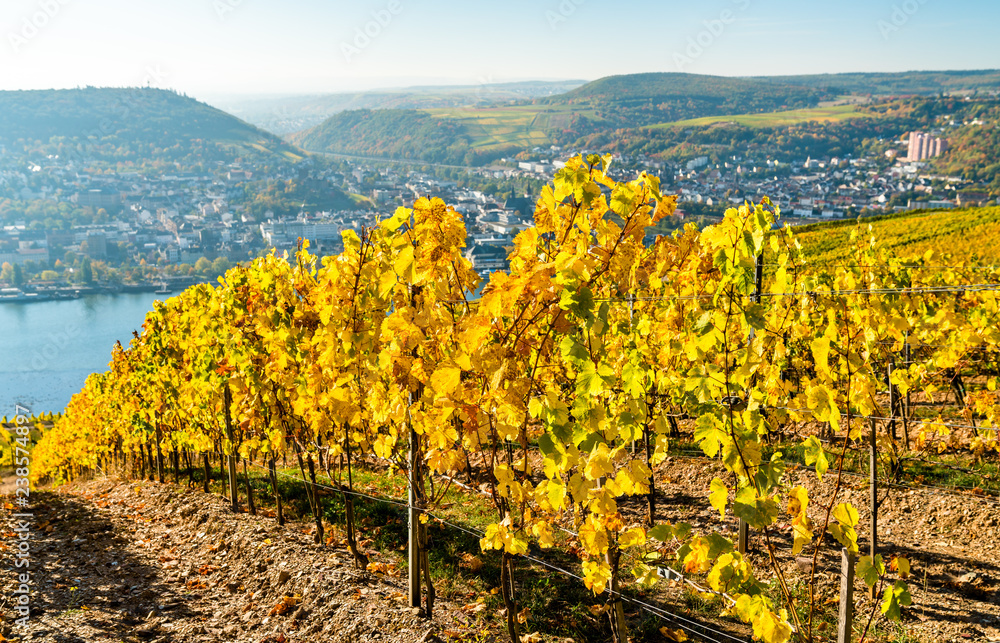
xmin=0 ymin=293 xmax=167 ymax=416
xmin=0 ymin=277 xmax=492 ymax=417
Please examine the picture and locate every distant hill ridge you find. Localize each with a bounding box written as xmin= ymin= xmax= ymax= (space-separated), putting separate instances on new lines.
xmin=291 ymin=70 xmax=1000 ymax=168
xmin=0 ymin=87 xmax=303 ymax=167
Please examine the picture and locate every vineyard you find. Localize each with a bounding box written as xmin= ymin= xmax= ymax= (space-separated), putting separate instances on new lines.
xmin=792 ymin=206 xmax=1000 ymax=264
xmin=20 ymin=155 xmax=1000 ymax=643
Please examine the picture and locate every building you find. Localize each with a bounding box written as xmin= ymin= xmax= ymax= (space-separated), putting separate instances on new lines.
xmin=906 ymin=132 xmax=948 ymax=162
xmin=72 ymin=188 xmax=122 ymax=209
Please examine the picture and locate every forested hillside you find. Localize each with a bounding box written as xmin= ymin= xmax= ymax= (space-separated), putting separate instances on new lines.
xmin=0 ymin=87 xmax=304 ymax=171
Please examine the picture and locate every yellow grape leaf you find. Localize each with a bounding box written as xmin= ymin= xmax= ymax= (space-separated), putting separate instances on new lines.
xmin=694 ymin=414 xmax=727 ymax=458
xmin=584 ymin=443 xmax=615 ymax=481
xmin=806 ymin=382 xmax=840 ymax=433
xmin=582 ymin=559 xmax=611 ymax=595
xmin=709 ymin=478 xmax=728 ymax=519
xmin=429 ymin=365 xmax=462 ymax=397
xmin=811 ymin=336 xmax=832 ymax=380
xmin=535 ymin=479 xmax=567 ymax=512
xmin=579 ymin=518 xmax=609 ymax=556
xmin=632 ymin=563 xmax=659 ymax=588
xmin=754 ymin=608 xmax=793 ymax=643
xmin=830 ymin=502 xmax=859 ymax=553
xmin=682 ymin=536 xmax=712 ymax=574
xmin=393 ymin=245 xmax=416 ymax=284
xmin=707 ymin=553 xmax=738 ymax=592
xmin=619 ymin=527 xmax=646 ymax=549
xmin=733 ymin=486 xmax=779 ymax=529
xmin=531 ymin=520 xmax=555 ymax=548
xmin=890 ymin=556 xmax=911 ymax=579
xmin=832 ymin=502 xmax=858 ymax=527
xmin=381 ymin=206 xmax=410 ymax=232
xmin=786 ymin=486 xmax=813 ymax=555
xmin=802 ymin=436 xmax=829 ymax=480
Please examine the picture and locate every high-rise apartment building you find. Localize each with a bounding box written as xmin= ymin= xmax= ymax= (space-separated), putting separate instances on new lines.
xmin=907 ymin=132 xmax=948 ymax=161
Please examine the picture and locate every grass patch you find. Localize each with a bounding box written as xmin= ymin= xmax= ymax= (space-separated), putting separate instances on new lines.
xmin=650 ymin=104 xmax=873 ymax=130
xmin=422 ymin=103 xmax=592 ymax=150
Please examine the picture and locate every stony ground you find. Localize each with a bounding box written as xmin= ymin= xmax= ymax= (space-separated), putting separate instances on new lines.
xmin=0 ymin=479 xmax=482 ymax=643
xmin=1 ymin=456 xmax=999 ymax=643
xmin=648 ymin=455 xmax=1000 ymax=643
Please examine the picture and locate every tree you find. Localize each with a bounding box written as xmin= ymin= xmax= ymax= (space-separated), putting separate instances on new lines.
xmin=211 ymin=257 xmax=233 ymax=275
xmin=0 ymin=262 xmax=12 ymax=283
xmin=80 ymin=259 xmax=93 ymax=285
xmin=11 ymin=264 xmax=24 ymax=287
xmin=194 ymin=257 xmax=212 ymax=275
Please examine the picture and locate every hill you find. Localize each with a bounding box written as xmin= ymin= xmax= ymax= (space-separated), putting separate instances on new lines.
xmin=293 ymin=72 xmax=830 ymax=165
xmin=0 ymin=87 xmax=305 ymax=170
xmin=293 ymin=72 xmax=1000 ymax=171
xmin=550 ymin=72 xmax=827 ymax=126
xmin=288 ymin=108 xmax=487 ymax=165
xmin=210 ymin=80 xmax=587 ymax=135
xmin=791 ymin=206 xmax=1000 ymax=263
xmin=753 ymin=69 xmax=1000 ymax=96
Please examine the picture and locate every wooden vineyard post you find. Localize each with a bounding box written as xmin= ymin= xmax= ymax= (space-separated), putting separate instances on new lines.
xmin=269 ymin=458 xmax=285 ymax=525
xmin=739 ymin=250 xmax=765 ymax=556
xmin=902 ymin=334 xmax=911 ymax=450
xmin=154 ymin=416 xmax=165 ymax=483
xmin=837 ymin=548 xmax=855 ymax=643
xmin=628 ymin=293 xmax=636 ymax=457
xmin=887 ymin=363 xmax=898 ymax=442
xmin=408 ymin=395 xmax=421 ymax=610
xmin=869 ymin=416 xmax=878 ymax=598
xmin=738 ymin=520 xmax=749 ymax=557
xmin=202 ymin=452 xmax=211 ymax=493
xmin=223 ymin=383 xmax=239 ymax=512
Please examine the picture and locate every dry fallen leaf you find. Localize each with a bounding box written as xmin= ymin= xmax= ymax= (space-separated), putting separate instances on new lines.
xmin=461 ymin=601 xmax=488 ymax=614
xmin=459 ymin=553 xmax=484 ymax=572
xmin=660 ymin=626 xmax=688 ymax=642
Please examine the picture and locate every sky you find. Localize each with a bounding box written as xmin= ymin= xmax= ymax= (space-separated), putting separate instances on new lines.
xmin=0 ymin=0 xmax=998 ymax=100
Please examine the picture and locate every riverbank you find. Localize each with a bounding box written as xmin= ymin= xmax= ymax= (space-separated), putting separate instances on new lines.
xmin=0 ymin=277 xmax=213 ymax=304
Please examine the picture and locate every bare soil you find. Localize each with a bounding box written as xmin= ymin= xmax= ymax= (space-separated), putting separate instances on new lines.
xmin=0 ymin=479 xmax=482 ymax=643
xmin=1 ymin=453 xmax=998 ymax=643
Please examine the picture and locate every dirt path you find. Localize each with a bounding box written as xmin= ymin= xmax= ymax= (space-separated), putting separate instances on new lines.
xmin=0 ymin=479 xmax=476 ymax=643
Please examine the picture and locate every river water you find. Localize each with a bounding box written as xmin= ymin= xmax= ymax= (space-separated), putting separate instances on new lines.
xmin=0 ymin=293 xmax=167 ymax=416
xmin=0 ymin=277 xmax=492 ymax=417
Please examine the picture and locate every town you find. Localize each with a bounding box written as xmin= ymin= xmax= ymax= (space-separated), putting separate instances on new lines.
xmin=0 ymin=126 xmax=989 ymax=299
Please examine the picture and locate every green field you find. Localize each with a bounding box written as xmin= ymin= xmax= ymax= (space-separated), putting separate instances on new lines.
xmin=650 ymin=104 xmax=873 ymax=130
xmin=791 ymin=206 xmax=1000 ymax=263
xmin=422 ymin=104 xmax=588 ymax=150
